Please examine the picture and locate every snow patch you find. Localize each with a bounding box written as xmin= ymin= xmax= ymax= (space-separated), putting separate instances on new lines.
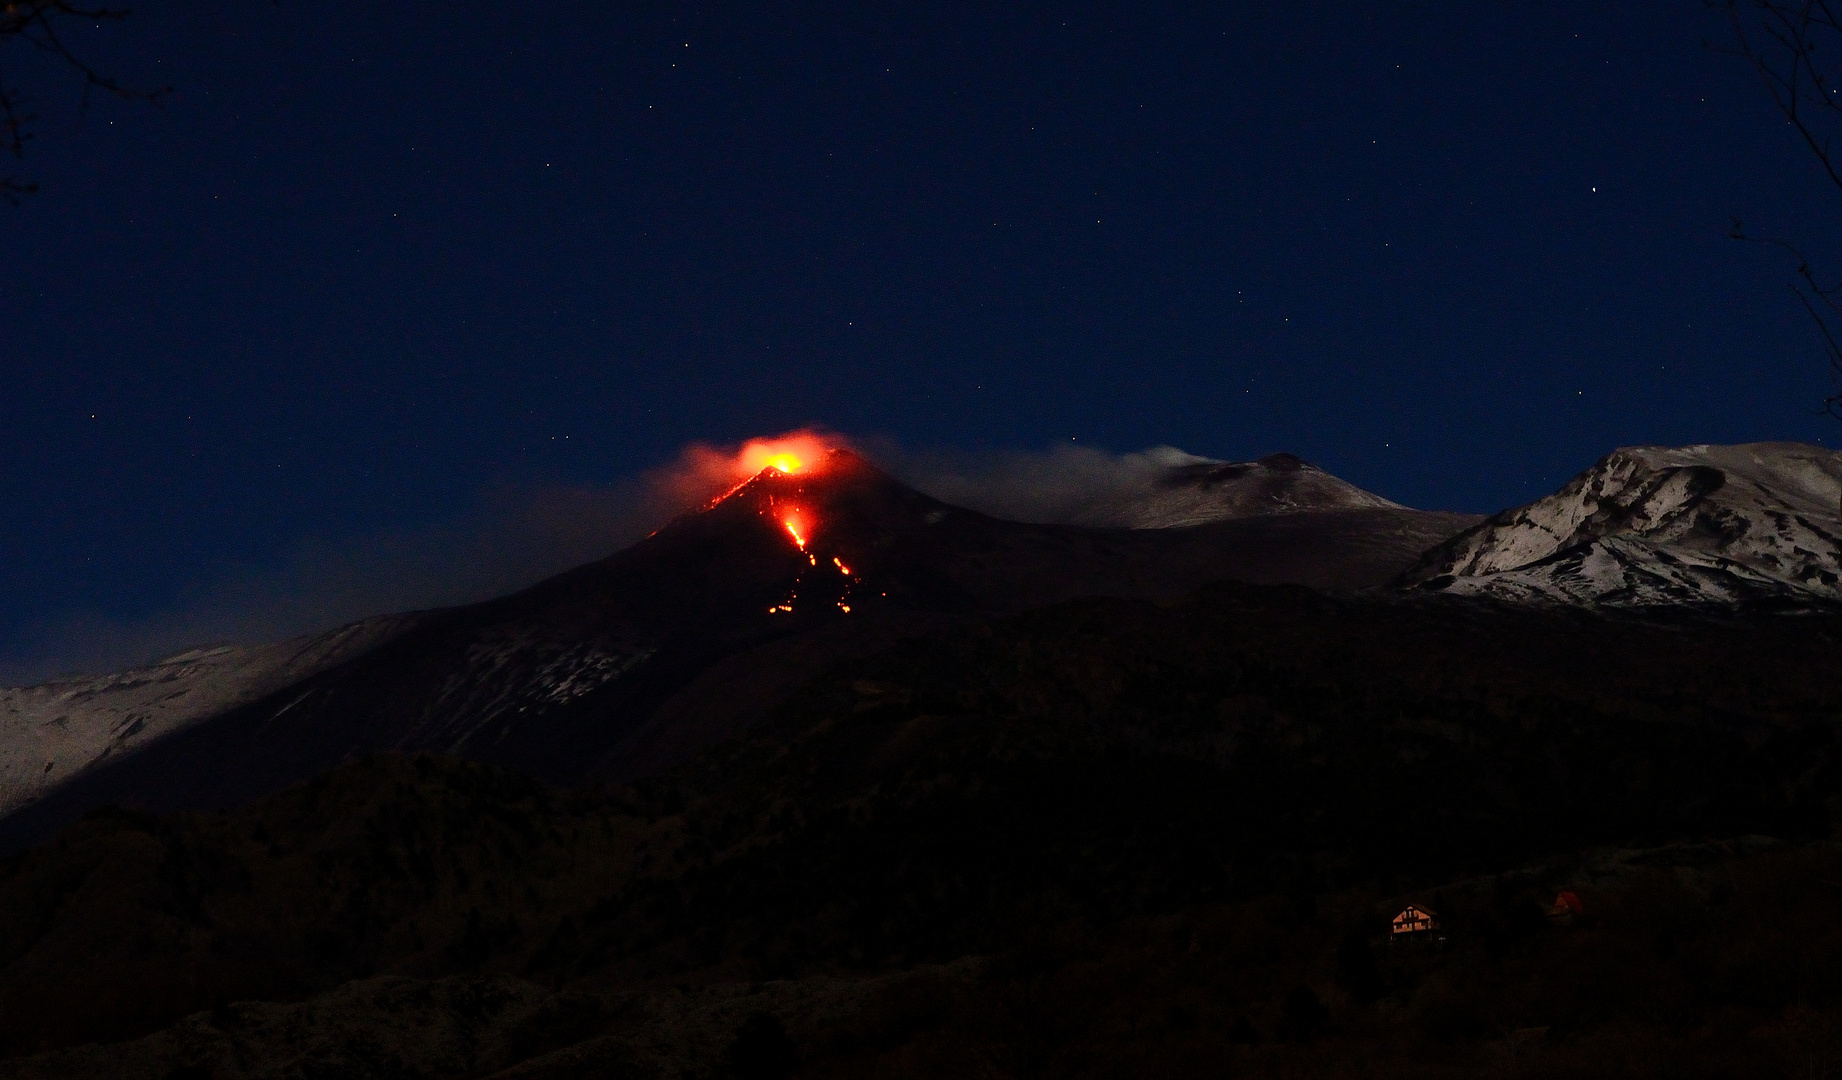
xmin=396 ymin=633 xmax=655 ymax=755
xmin=0 ymin=614 xmax=418 ymax=816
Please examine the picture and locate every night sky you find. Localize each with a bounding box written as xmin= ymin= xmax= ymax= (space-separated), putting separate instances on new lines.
xmin=3 ymin=1 xmax=1837 ymax=678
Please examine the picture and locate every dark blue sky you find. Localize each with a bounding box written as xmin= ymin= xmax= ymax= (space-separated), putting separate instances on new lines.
xmin=2 ymin=1 xmax=1836 ymax=675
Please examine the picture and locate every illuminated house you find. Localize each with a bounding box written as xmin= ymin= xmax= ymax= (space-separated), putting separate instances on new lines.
xmin=1390 ymin=904 xmax=1439 ymax=936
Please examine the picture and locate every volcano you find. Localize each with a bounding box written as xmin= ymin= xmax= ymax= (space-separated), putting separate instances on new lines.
xmin=0 ymin=449 xmax=1477 ymax=850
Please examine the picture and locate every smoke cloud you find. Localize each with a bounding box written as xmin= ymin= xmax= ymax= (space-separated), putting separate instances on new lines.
xmin=873 ymin=441 xmax=1215 ymax=526
xmin=0 ymin=433 xmax=1210 ymax=685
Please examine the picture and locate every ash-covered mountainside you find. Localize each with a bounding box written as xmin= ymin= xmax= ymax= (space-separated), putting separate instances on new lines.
xmin=1399 ymin=442 xmax=1842 ymax=607
xmin=1060 ymin=449 xmax=1405 ymax=529
xmin=0 ymin=450 xmax=1476 ymax=851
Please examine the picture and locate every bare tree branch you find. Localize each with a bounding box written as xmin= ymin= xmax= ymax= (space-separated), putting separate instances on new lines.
xmin=0 ymin=1 xmax=165 ymax=202
xmin=1729 ymin=219 xmax=1842 ymax=417
xmin=1714 ymin=1 xmax=1842 ymax=420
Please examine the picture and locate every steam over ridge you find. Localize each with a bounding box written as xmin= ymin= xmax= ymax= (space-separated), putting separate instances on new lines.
xmin=871 ymin=442 xmax=1216 ymax=525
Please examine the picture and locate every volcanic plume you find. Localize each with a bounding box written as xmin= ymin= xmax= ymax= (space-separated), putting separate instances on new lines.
xmin=673 ymin=430 xmax=852 ymax=510
xmin=733 ymin=432 xmax=837 ymax=478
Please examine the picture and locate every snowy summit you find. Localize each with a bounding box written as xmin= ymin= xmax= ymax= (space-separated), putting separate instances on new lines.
xmin=1400 ymin=442 xmax=1842 ymax=608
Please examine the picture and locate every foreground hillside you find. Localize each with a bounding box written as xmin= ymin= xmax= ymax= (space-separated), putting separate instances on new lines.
xmin=0 ymin=583 xmax=1838 ymax=1077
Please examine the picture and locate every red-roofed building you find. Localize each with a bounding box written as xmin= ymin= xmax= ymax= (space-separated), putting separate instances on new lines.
xmin=1391 ymin=904 xmax=1439 ymax=936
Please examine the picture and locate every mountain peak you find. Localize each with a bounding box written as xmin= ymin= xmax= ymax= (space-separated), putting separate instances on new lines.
xmin=1068 ymin=450 xmax=1403 ymax=529
xmin=1400 ymin=440 xmax=1842 ymax=607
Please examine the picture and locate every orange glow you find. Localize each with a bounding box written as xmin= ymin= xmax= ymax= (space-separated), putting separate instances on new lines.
xmin=783 ymin=515 xmax=808 ymax=549
xmin=832 ymin=556 xmax=852 ymax=575
xmin=688 ymin=430 xmax=852 ymax=513
xmin=736 ymin=432 xmax=835 ymax=479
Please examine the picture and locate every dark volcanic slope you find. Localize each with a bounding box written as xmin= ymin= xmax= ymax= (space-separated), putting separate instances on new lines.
xmin=0 ymin=584 xmax=1839 ymax=1069
xmin=0 ymin=452 xmax=1477 ymax=851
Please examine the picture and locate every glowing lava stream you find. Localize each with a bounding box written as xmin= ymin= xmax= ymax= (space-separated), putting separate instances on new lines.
xmin=764 ymin=504 xmax=865 ymax=617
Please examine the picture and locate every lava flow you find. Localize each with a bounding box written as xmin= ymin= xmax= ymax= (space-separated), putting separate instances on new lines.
xmin=762 ymin=502 xmax=866 ymax=617
xmin=696 ymin=431 xmax=867 ymax=618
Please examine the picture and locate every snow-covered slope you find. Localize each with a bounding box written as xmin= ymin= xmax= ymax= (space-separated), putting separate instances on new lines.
xmin=1070 ymin=450 xmax=1404 ymax=529
xmin=1400 ymin=442 xmax=1842 ymax=607
xmin=0 ymin=614 xmax=418 ymax=815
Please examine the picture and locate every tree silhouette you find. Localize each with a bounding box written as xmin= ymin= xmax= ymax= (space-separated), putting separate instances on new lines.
xmin=1 ymin=1 xmax=162 ymax=203
xmin=1715 ymin=0 xmax=1842 ymax=423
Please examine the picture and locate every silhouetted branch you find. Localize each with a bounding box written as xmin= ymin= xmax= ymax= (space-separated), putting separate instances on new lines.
xmin=1719 ymin=0 xmax=1842 ymax=188
xmin=0 ymin=1 xmax=165 ymax=202
xmin=1714 ymin=1 xmax=1842 ymax=419
xmin=1730 ymin=219 xmax=1842 ymax=417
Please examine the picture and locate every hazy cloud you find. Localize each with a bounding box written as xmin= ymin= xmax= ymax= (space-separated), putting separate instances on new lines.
xmin=873 ymin=440 xmax=1214 ymax=526
xmin=0 ymin=435 xmax=1211 ymax=685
